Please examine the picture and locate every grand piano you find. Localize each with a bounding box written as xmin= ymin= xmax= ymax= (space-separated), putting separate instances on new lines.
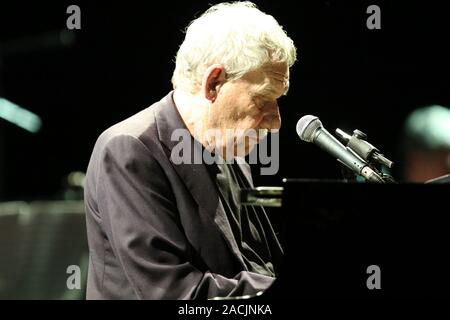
xmin=241 ymin=178 xmax=450 ymax=299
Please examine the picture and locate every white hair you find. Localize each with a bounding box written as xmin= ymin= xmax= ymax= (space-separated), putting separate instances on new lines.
xmin=171 ymin=1 xmax=297 ymax=93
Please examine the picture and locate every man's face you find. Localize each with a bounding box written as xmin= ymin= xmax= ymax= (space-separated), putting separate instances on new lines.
xmin=206 ymin=63 xmax=289 ymax=158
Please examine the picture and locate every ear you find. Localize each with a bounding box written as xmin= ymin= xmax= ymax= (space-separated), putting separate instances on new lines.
xmin=201 ymin=64 xmax=226 ymax=102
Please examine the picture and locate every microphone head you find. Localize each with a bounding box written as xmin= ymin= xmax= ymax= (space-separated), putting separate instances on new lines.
xmin=296 ymin=115 xmax=322 ymax=142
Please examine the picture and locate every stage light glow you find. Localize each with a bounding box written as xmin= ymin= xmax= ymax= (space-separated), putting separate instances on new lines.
xmin=0 ymin=98 xmax=42 ymax=133
xmin=406 ymin=105 xmax=450 ymax=149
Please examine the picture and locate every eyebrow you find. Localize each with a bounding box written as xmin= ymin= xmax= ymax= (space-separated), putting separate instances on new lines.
xmin=267 ymin=70 xmax=289 ymax=81
xmin=271 ymin=71 xmax=288 ymax=79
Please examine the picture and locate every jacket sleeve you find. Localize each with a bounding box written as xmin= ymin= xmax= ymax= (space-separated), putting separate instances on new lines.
xmin=95 ymin=134 xmax=274 ymax=299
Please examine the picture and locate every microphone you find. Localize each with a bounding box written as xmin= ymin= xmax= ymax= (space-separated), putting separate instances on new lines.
xmin=296 ymin=115 xmax=384 ymax=183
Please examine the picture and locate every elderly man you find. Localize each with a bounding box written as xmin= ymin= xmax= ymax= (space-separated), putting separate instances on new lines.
xmin=84 ymin=1 xmax=296 ymax=299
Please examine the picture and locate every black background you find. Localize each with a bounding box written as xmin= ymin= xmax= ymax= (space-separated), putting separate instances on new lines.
xmin=1 ymin=0 xmax=449 ymax=200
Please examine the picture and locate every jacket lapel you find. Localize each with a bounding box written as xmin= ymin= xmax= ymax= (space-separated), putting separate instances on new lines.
xmin=154 ymin=92 xmax=246 ymax=269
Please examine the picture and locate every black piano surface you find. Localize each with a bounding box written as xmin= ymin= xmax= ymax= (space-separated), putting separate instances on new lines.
xmin=260 ymin=180 xmax=450 ymax=299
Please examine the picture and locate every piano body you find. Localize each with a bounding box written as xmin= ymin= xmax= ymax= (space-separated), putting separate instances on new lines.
xmin=241 ymin=179 xmax=450 ymax=299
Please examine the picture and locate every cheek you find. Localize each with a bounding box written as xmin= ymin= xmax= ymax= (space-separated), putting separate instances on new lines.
xmin=246 ymin=98 xmax=266 ymax=119
xmin=239 ymin=106 xmax=265 ymax=128
xmin=230 ymin=98 xmax=259 ymax=121
xmin=219 ymin=92 xmax=263 ymax=128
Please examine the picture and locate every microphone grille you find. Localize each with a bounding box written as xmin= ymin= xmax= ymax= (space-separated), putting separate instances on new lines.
xmin=296 ymin=115 xmax=322 ymax=142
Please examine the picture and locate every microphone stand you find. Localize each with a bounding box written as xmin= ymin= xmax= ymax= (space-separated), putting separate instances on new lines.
xmin=338 ymin=163 xmax=395 ymax=183
xmin=335 ymin=128 xmax=396 ymax=183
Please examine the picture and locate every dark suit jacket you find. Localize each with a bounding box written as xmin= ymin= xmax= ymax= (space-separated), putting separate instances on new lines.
xmin=84 ymin=92 xmax=283 ymax=299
